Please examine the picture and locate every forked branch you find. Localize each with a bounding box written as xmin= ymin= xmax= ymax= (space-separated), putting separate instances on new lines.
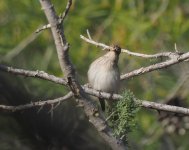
xmin=1 ymin=65 xmax=189 ymax=115
xmin=80 ymin=34 xmax=185 ymax=59
xmin=38 ymin=0 xmax=125 ymax=149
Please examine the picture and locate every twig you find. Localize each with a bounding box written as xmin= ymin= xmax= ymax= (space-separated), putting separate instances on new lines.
xmin=86 ymin=29 xmax=92 ymax=40
xmin=1 ymin=85 xmax=189 ymax=115
xmin=1 ymin=64 xmax=189 ymax=115
xmin=0 ymin=92 xmax=73 ymax=112
xmin=35 ymin=0 xmax=72 ymax=33
xmin=80 ymin=34 xmax=110 ymax=49
xmin=59 ymin=0 xmax=72 ymax=23
xmin=0 ymin=64 xmax=67 ymax=86
xmin=35 ymin=24 xmax=51 ymax=33
xmin=38 ymin=0 xmax=125 ymax=149
xmin=174 ymin=43 xmax=178 ymax=53
xmin=83 ymin=87 xmax=189 ymax=115
xmin=121 ymin=52 xmax=189 ymax=80
xmin=106 ymin=111 xmax=116 ymax=122
xmin=1 ymin=43 xmax=189 ymax=84
xmin=80 ymin=34 xmax=185 ymax=59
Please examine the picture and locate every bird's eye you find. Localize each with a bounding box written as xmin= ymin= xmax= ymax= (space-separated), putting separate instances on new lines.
xmin=113 ymin=45 xmax=121 ymax=54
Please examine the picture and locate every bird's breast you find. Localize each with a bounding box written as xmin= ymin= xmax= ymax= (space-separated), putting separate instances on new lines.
xmin=88 ymin=61 xmax=120 ymax=93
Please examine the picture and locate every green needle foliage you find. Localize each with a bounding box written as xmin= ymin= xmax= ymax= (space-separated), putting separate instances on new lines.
xmin=107 ymin=90 xmax=141 ymax=142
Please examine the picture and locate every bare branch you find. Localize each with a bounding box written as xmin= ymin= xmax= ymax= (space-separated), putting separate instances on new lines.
xmin=1 ymin=84 xmax=189 ymax=115
xmin=1 ymin=64 xmax=189 ymax=115
xmin=80 ymin=34 xmax=185 ymax=59
xmin=0 ymin=92 xmax=73 ymax=112
xmin=80 ymin=34 xmax=110 ymax=50
xmin=4 ymin=51 xmax=189 ymax=86
xmin=35 ymin=0 xmax=72 ymax=33
xmin=2 ymin=38 xmax=188 ymax=148
xmin=141 ymin=100 xmax=189 ymax=115
xmin=80 ymin=34 xmax=189 ymax=80
xmin=86 ymin=29 xmax=92 ymax=40
xmin=38 ymin=0 xmax=125 ymax=149
xmin=35 ymin=24 xmax=51 ymax=33
xmin=83 ymin=87 xmax=189 ymax=115
xmin=121 ymin=52 xmax=189 ymax=80
xmin=0 ymin=64 xmax=67 ymax=86
xmin=174 ymin=43 xmax=179 ymax=53
xmin=59 ymin=0 xmax=72 ymax=23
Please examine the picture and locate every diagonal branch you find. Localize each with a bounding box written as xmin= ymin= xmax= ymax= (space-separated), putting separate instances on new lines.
xmin=59 ymin=0 xmax=72 ymax=23
xmin=1 ymin=65 xmax=189 ymax=115
xmin=0 ymin=64 xmax=67 ymax=85
xmin=80 ymin=34 xmax=185 ymax=59
xmin=35 ymin=24 xmax=51 ymax=33
xmin=121 ymin=52 xmax=189 ymax=80
xmin=81 ymin=34 xmax=189 ymax=80
xmin=38 ymin=0 xmax=125 ymax=149
xmin=36 ymin=0 xmax=72 ymax=33
xmin=0 ymin=92 xmax=73 ymax=112
xmin=1 ymin=85 xmax=189 ymax=115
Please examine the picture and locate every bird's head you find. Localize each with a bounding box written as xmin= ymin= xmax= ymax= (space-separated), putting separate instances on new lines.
xmin=113 ymin=45 xmax=121 ymax=55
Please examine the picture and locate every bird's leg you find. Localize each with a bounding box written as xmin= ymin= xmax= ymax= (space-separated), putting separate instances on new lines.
xmin=109 ymin=92 xmax=114 ymax=100
xmin=99 ymin=90 xmax=103 ymax=99
xmin=98 ymin=90 xmax=105 ymax=111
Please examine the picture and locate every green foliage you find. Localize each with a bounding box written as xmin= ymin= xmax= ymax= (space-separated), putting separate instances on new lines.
xmin=107 ymin=90 xmax=141 ymax=142
xmin=0 ymin=0 xmax=189 ymax=149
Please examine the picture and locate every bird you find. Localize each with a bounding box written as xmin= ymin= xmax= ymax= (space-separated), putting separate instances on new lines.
xmin=88 ymin=45 xmax=121 ymax=111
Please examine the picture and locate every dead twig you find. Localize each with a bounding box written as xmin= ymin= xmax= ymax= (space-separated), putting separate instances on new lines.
xmin=35 ymin=0 xmax=72 ymax=33
xmin=0 ymin=92 xmax=73 ymax=112
xmin=80 ymin=34 xmax=185 ymax=60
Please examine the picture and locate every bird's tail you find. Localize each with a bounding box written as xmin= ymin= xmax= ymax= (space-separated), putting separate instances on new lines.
xmin=99 ymin=98 xmax=105 ymax=111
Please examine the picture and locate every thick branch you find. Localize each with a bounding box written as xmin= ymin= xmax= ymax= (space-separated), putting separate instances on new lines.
xmin=1 ymin=65 xmax=189 ymax=115
xmin=38 ymin=0 xmax=125 ymax=149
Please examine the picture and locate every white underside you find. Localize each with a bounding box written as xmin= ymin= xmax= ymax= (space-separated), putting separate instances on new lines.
xmin=88 ymin=60 xmax=120 ymax=93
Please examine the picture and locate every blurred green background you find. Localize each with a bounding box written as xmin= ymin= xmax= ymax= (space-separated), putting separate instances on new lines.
xmin=1 ymin=0 xmax=189 ymax=149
